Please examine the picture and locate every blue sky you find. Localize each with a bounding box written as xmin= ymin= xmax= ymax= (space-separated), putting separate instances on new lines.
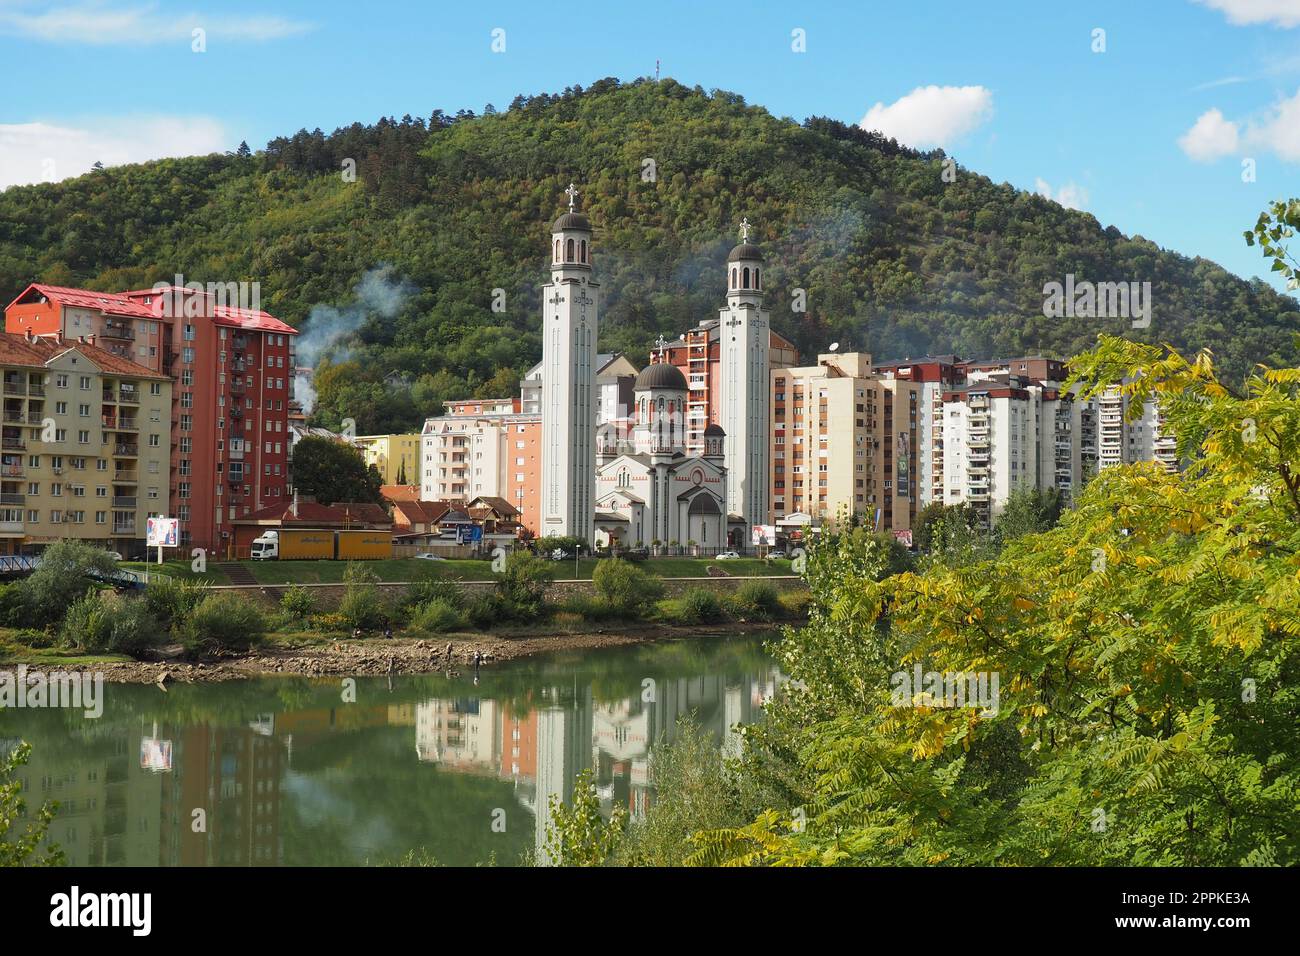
xmin=3 ymin=0 xmax=1299 ymax=290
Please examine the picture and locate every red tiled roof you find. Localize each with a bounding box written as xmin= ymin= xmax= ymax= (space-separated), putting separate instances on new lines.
xmin=232 ymin=500 xmax=391 ymax=527
xmin=0 ymin=332 xmax=168 ymax=380
xmin=7 ymin=283 xmax=156 ymax=319
xmin=7 ymin=283 xmax=296 ymax=336
xmin=380 ymin=484 xmax=423 ymax=502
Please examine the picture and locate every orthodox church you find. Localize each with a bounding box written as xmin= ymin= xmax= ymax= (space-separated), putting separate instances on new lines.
xmin=539 ymin=185 xmax=768 ymax=550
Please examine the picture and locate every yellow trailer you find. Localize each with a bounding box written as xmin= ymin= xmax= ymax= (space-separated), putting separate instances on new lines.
xmin=278 ymin=529 xmax=335 ymax=560
xmin=335 ymin=529 xmax=392 ymax=560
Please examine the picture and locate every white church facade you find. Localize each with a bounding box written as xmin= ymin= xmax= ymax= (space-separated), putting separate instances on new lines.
xmin=538 ymin=187 xmax=769 ymax=550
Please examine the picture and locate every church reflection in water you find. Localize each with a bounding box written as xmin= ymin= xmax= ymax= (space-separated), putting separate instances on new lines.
xmin=6 ymin=638 xmax=782 ymax=866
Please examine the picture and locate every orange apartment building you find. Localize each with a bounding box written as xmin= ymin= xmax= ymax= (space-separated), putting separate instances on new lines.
xmin=5 ymin=283 xmax=298 ymax=555
xmin=420 ymin=397 xmax=543 ymax=536
xmin=648 ymin=319 xmax=800 ymax=455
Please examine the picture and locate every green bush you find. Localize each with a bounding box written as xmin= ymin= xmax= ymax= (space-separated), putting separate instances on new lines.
xmin=400 ymin=576 xmax=462 ymax=615
xmin=496 ymin=551 xmax=554 ymax=620
xmin=465 ymin=592 xmax=505 ymax=629
xmin=337 ymin=562 xmax=388 ymax=630
xmin=142 ymin=575 xmax=208 ymax=631
xmin=591 ymin=559 xmax=664 ymax=618
xmin=411 ymin=598 xmax=466 ymax=633
xmin=670 ymin=588 xmax=727 ymax=625
xmin=727 ymin=580 xmax=781 ymax=620
xmin=279 ymin=585 xmax=316 ymax=622
xmin=60 ymin=594 xmax=164 ymax=657
xmin=182 ymin=592 xmax=266 ymax=657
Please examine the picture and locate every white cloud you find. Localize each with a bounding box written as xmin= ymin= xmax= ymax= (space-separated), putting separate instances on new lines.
xmin=1247 ymin=87 xmax=1300 ymax=158
xmin=1178 ymin=108 xmax=1242 ymax=160
xmin=0 ymin=2 xmax=312 ymax=45
xmin=858 ymin=85 xmax=994 ymax=149
xmin=1034 ymin=177 xmax=1089 ymax=211
xmin=1192 ymin=0 xmax=1300 ymax=28
xmin=0 ymin=117 xmax=229 ymax=190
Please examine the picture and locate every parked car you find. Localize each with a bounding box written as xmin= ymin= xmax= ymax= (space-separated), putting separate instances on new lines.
xmin=105 ymin=551 xmax=123 ymax=562
xmin=621 ymin=548 xmax=649 ymax=562
xmin=767 ymin=549 xmax=786 ymax=559
xmin=414 ymin=553 xmax=446 ymax=561
xmin=715 ymin=551 xmax=741 ymax=560
xmin=550 ymin=548 xmax=577 ymax=561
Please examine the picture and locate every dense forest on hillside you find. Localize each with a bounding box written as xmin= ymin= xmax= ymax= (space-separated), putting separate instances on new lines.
xmin=0 ymin=77 xmax=1296 ymax=433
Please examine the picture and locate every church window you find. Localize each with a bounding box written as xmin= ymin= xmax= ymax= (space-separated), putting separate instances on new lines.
xmin=580 ymin=240 xmax=587 ymax=263
xmin=731 ymin=267 xmax=737 ymax=289
xmin=755 ymin=267 xmax=761 ymax=288
xmin=554 ymin=239 xmax=560 ymax=260
xmin=566 ymin=238 xmax=575 ymax=260
xmin=742 ymin=267 xmax=750 ymax=289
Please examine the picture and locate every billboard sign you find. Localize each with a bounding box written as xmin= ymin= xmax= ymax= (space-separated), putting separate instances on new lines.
xmin=146 ymin=516 xmax=179 ymax=548
xmin=751 ymin=524 xmax=777 ymax=546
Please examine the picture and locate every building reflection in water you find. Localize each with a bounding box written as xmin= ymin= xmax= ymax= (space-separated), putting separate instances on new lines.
xmin=8 ymin=652 xmax=783 ymax=866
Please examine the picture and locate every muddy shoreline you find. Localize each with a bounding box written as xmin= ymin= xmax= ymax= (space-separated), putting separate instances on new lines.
xmin=2 ymin=621 xmax=786 ymax=684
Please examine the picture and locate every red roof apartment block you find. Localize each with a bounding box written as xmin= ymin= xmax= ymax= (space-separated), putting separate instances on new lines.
xmin=5 ymin=282 xmax=299 ymax=555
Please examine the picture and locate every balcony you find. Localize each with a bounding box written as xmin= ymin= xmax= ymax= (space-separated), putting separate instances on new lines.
xmin=118 ymin=389 xmax=140 ymax=405
xmin=101 ymin=322 xmax=135 ymax=341
xmin=1 ymin=411 xmax=23 ymax=424
xmin=113 ymin=443 xmax=139 ymax=457
xmin=101 ymin=416 xmax=139 ymax=431
xmin=2 ymin=383 xmax=25 ymax=396
xmin=0 ymin=493 xmax=23 ymax=505
xmin=112 ymin=522 xmax=136 ymax=535
xmin=1 ymin=438 xmax=25 ymax=452
xmin=0 ymin=520 xmax=22 ymax=534
xmin=112 ymin=471 xmax=139 ymax=484
xmin=111 ymin=496 xmax=137 ymax=509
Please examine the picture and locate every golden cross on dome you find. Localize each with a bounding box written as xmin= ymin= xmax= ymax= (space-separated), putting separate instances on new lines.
xmin=564 ymin=183 xmax=579 ymax=213
xmin=739 ymin=217 xmax=751 ymax=242
xmin=653 ymin=333 xmax=669 ymax=357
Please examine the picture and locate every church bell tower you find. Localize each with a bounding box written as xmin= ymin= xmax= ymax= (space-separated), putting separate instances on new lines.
xmin=540 ymin=184 xmax=598 ymax=541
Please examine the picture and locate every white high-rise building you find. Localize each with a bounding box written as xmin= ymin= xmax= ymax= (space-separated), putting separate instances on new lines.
xmin=717 ymin=219 xmax=770 ymax=540
xmin=540 ymin=185 xmax=598 ymax=541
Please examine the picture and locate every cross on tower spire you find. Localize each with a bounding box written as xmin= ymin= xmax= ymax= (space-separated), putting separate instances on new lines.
xmin=564 ymin=183 xmax=579 ymax=213
xmin=653 ymin=333 xmax=669 ymax=358
xmin=739 ymin=217 xmax=751 ymax=242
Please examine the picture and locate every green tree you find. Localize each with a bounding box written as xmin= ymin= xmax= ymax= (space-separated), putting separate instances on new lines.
xmin=290 ymin=436 xmax=384 ymax=505
xmin=542 ymin=769 xmax=626 ymax=866
xmin=694 ymin=334 xmax=1300 ymax=866
xmin=1 ymin=743 xmax=64 ymax=867
xmin=18 ymin=539 xmax=116 ymax=629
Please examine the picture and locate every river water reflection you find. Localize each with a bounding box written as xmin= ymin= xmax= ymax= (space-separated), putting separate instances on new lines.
xmin=2 ymin=635 xmax=780 ymax=866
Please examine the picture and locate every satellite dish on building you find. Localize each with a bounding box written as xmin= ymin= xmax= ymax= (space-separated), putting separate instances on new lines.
xmin=829 ymin=342 xmax=840 ymax=352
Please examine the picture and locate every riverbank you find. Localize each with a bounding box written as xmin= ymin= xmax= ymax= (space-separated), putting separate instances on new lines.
xmin=0 ymin=620 xmax=786 ymax=683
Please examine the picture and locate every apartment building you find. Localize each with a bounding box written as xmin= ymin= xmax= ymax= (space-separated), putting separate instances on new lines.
xmin=650 ymin=322 xmax=799 ymax=456
xmin=770 ymin=352 xmax=920 ymax=535
xmin=941 ymin=378 xmax=1042 ymax=526
xmin=420 ymin=399 xmax=542 ymax=535
xmin=1097 ymin=386 xmax=1178 ymax=474
xmin=5 ymin=283 xmax=298 ymax=554
xmin=872 ymin=356 xmax=966 ymax=507
xmin=0 ymin=331 xmax=172 ymax=556
xmin=353 ymin=433 xmax=421 ymax=485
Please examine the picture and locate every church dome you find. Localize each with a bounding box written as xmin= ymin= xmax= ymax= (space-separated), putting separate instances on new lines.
xmin=635 ymin=361 xmax=687 ymax=391
xmin=703 ymin=423 xmax=725 ymax=436
xmin=553 ymin=211 xmax=591 ymax=232
xmin=727 ymin=242 xmax=763 ymax=262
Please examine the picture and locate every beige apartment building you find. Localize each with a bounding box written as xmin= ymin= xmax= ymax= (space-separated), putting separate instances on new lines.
xmin=0 ymin=331 xmax=172 ymax=556
xmin=770 ymin=352 xmax=920 ymax=537
xmin=354 ymin=433 xmax=422 ymax=485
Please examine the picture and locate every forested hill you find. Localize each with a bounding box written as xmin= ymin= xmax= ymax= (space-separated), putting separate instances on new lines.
xmin=1 ymin=76 xmax=1296 ymax=433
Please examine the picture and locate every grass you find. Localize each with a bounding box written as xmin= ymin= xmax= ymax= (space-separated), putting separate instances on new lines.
xmin=0 ymin=631 xmax=135 ymax=667
xmin=124 ymin=556 xmax=795 ymax=585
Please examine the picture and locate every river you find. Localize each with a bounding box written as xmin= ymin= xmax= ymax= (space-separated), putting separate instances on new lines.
xmin=1 ymin=634 xmax=780 ymax=866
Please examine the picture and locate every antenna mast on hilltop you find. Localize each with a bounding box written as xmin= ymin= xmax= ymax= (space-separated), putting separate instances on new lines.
xmin=656 ymin=59 xmax=660 ymax=82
